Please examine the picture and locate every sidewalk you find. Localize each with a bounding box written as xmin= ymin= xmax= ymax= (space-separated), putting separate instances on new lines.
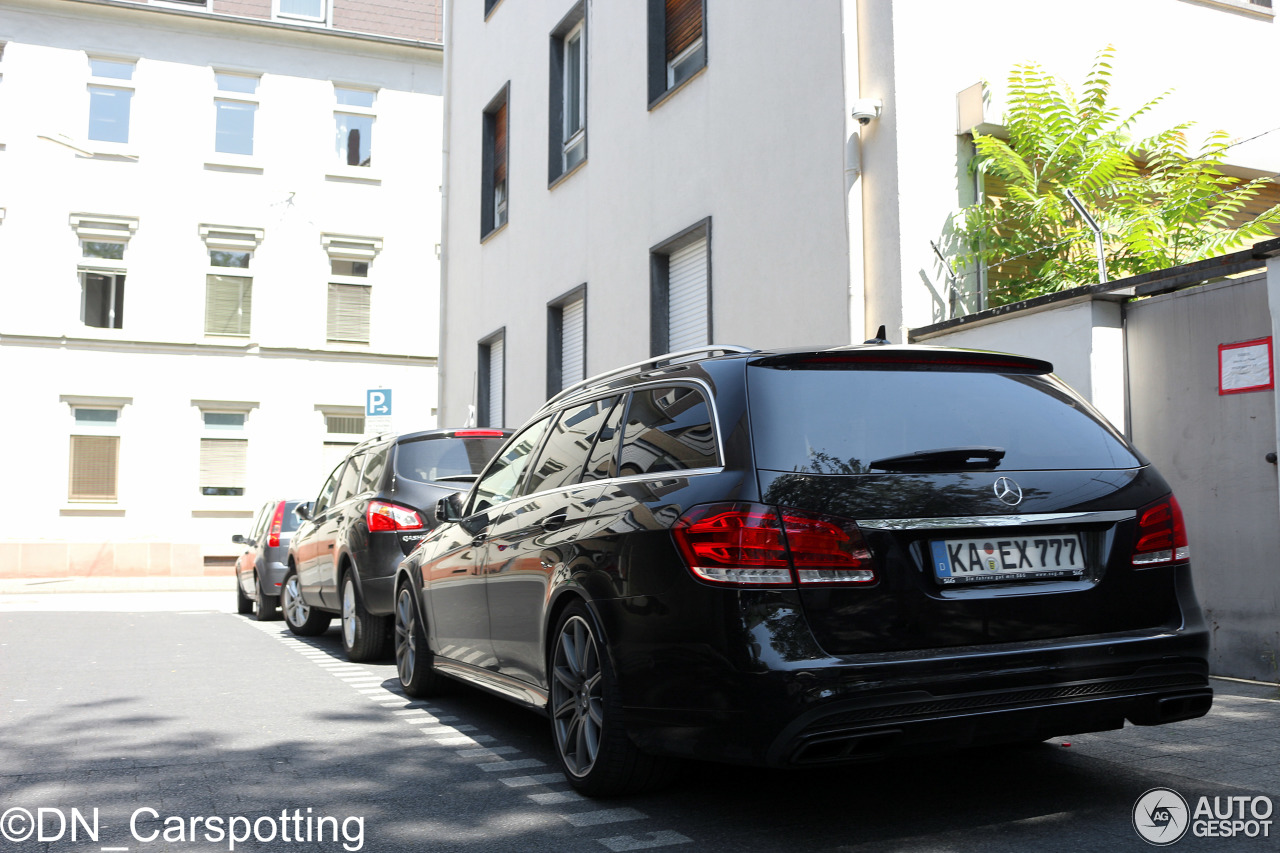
xmin=0 ymin=575 xmax=228 ymax=593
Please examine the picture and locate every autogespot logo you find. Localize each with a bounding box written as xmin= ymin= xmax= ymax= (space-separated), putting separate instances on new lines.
xmin=1134 ymin=788 xmax=1191 ymax=846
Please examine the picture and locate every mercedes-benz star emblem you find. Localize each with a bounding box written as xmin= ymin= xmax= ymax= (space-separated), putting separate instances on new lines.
xmin=993 ymin=477 xmax=1023 ymax=506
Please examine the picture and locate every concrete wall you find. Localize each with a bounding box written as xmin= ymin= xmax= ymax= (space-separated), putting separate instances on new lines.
xmin=0 ymin=0 xmax=445 ymax=574
xmin=439 ymin=0 xmax=852 ymax=427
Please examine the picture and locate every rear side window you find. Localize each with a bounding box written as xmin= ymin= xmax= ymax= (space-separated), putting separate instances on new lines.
xmin=526 ymin=397 xmax=619 ymax=494
xmin=359 ymin=446 xmax=389 ymax=493
xmin=583 ymin=394 xmax=626 ymax=481
xmin=395 ymin=436 xmax=509 ymax=483
xmin=618 ymin=385 xmax=718 ymax=476
xmin=333 ymin=453 xmax=365 ymax=504
xmin=748 ymin=366 xmax=1140 ymax=473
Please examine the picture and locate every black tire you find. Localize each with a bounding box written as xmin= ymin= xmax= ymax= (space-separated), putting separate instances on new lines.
xmin=254 ymin=574 xmax=280 ymax=622
xmin=394 ymin=585 xmax=445 ymax=697
xmin=549 ymin=600 xmax=676 ymax=796
xmin=282 ymin=568 xmax=332 ymax=636
xmin=340 ymin=573 xmax=390 ymax=662
xmin=235 ymin=575 xmax=254 ymax=615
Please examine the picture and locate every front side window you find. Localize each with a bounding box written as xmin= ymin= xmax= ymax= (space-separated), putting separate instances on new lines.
xmin=214 ymin=73 xmax=259 ymax=156
xmin=525 ymin=397 xmax=618 ymax=495
xmin=313 ymin=462 xmax=345 ymax=515
xmin=471 ymin=418 xmax=550 ymax=513
xmin=333 ymin=453 xmax=365 ymax=504
xmin=618 ymin=386 xmax=717 ymax=476
xmin=335 ymin=87 xmax=375 ymax=167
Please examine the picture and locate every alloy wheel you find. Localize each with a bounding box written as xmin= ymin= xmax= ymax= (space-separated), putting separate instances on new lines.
xmin=551 ymin=615 xmax=604 ymax=777
xmin=342 ymin=579 xmax=357 ymax=648
xmin=283 ymin=574 xmax=309 ymax=627
xmin=395 ymin=588 xmax=417 ymax=685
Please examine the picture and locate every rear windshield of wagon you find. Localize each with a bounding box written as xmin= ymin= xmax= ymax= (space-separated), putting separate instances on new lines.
xmin=746 ymin=364 xmax=1141 ymax=473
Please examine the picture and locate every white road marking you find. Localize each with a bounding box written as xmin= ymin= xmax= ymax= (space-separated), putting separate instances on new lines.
xmin=597 ymin=832 xmax=693 ymax=851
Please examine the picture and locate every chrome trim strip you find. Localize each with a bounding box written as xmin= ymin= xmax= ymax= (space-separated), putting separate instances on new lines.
xmin=856 ymin=510 xmax=1135 ymax=531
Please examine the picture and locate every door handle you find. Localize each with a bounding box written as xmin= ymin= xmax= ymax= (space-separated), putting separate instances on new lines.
xmin=540 ymin=511 xmax=569 ymax=533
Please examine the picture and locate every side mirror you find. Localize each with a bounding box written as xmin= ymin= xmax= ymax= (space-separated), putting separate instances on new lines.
xmin=436 ymin=492 xmax=466 ymax=524
xmin=296 ymin=503 xmax=312 ymax=521
xmin=232 ymin=534 xmax=247 ymax=545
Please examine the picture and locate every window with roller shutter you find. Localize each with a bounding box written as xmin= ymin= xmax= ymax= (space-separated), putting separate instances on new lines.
xmin=478 ymin=331 xmax=506 ymax=428
xmin=547 ymin=286 xmax=587 ymax=396
xmin=650 ymin=219 xmax=711 ymax=357
xmin=200 ymin=224 xmax=262 ymax=338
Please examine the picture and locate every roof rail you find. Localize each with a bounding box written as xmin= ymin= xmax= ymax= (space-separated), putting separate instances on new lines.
xmin=540 ymin=344 xmax=756 ymax=412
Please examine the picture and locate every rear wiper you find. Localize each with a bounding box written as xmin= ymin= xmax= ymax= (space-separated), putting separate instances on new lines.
xmin=868 ymin=446 xmax=1006 ymax=472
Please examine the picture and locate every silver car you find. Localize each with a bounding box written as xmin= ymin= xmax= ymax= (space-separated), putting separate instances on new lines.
xmin=234 ymin=499 xmax=304 ymax=620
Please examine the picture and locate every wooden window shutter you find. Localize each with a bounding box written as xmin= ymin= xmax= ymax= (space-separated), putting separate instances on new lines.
xmin=493 ymin=101 xmax=508 ymax=184
xmin=665 ymin=0 xmax=702 ymax=62
xmin=69 ymin=435 xmax=119 ymax=500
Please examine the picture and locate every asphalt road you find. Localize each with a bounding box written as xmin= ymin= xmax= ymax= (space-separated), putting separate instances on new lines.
xmin=2 ymin=591 xmax=1278 ymax=852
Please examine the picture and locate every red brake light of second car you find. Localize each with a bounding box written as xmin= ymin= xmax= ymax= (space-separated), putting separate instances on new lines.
xmin=267 ymin=500 xmax=287 ymax=548
xmin=451 ymin=429 xmax=507 ymax=438
xmin=672 ymin=502 xmax=875 ymax=587
xmin=367 ymin=500 xmax=424 ymax=532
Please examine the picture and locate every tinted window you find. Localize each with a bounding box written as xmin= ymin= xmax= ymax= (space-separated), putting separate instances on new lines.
xmin=395 ymin=436 xmax=509 ymax=483
xmin=747 ymin=366 xmax=1140 ymax=473
xmin=471 ymin=419 xmax=551 ymax=512
xmin=583 ymin=394 xmax=626 ymax=481
xmin=526 ymin=397 xmax=618 ymax=494
xmin=249 ymin=504 xmax=272 ymax=540
xmin=360 ymin=446 xmax=389 ymax=493
xmin=333 ymin=454 xmax=365 ymax=504
xmin=282 ymin=501 xmax=303 ymax=533
xmin=617 ymin=386 xmax=717 ymax=476
xmin=313 ymin=462 xmax=345 ymax=514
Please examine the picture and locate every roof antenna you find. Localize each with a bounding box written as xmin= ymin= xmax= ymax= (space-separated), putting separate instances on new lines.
xmin=864 ymin=324 xmax=891 ymax=345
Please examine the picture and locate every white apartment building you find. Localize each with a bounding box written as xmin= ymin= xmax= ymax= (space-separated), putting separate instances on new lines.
xmin=0 ymin=0 xmax=444 ymax=577
xmin=437 ymin=0 xmax=1280 ymax=428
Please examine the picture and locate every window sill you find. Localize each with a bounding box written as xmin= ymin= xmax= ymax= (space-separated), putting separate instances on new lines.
xmin=205 ymin=157 xmax=264 ymax=175
xmin=61 ymin=505 xmax=126 ymax=517
xmin=325 ymin=167 xmax=381 ymax=185
xmin=549 ymin=155 xmax=588 ymax=191
xmin=192 ymin=508 xmax=255 ymax=519
xmin=648 ymin=63 xmax=707 ymax=112
xmin=481 ymin=221 xmax=508 ymax=245
xmin=1178 ymin=0 xmax=1274 ymax=17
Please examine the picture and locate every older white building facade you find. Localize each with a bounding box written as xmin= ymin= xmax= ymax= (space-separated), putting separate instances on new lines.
xmin=0 ymin=0 xmax=444 ymax=576
xmin=438 ymin=0 xmax=1280 ymax=428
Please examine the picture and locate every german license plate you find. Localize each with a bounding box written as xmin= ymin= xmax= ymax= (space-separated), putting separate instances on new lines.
xmin=930 ymin=534 xmax=1086 ymax=584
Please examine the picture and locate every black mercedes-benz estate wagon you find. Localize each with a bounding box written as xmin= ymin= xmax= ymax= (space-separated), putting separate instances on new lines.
xmin=392 ymin=344 xmax=1212 ymax=795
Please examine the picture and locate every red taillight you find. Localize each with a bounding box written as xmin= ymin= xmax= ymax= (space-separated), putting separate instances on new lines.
xmin=673 ymin=502 xmax=875 ymax=587
xmin=367 ymin=500 xmax=425 ymax=532
xmin=267 ymin=500 xmax=286 ymax=548
xmin=452 ymin=429 xmax=506 ymax=438
xmin=1131 ymin=495 xmax=1190 ymax=567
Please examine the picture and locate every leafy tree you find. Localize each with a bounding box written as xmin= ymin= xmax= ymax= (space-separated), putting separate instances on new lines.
xmin=955 ymin=46 xmax=1280 ymax=306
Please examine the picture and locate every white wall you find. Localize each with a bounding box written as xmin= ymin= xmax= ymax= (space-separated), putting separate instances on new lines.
xmin=440 ymin=0 xmax=852 ymax=427
xmin=0 ymin=0 xmax=445 ymax=573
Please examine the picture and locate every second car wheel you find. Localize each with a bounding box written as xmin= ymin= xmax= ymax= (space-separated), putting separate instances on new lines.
xmin=254 ymin=575 xmax=280 ymax=622
xmin=282 ymin=568 xmax=332 ymax=636
xmin=341 ymin=573 xmax=390 ymax=662
xmin=549 ymin=600 xmax=676 ymax=797
xmin=395 ymin=585 xmax=445 ymax=697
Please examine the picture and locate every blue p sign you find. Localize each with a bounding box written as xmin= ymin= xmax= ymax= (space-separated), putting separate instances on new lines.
xmin=366 ymin=389 xmax=392 ymax=416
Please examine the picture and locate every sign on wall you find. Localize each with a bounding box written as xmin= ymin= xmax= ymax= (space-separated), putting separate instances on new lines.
xmin=1218 ymin=338 xmax=1274 ymax=395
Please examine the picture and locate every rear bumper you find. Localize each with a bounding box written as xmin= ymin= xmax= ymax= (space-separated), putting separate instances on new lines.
xmin=621 ymin=628 xmax=1212 ymax=767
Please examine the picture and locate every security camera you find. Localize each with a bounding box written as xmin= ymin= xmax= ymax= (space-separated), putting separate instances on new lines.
xmin=852 ymin=98 xmax=883 ymax=126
